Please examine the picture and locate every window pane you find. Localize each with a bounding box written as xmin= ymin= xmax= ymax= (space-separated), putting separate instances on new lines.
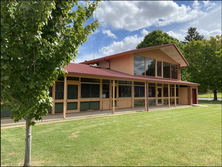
xmin=163 ymin=62 xmax=170 ymax=78
xmin=171 ymin=65 xmax=178 ymax=79
xmin=67 ymin=85 xmax=78 ymax=99
xmin=171 ymin=85 xmax=175 ymax=97
xmin=148 ymin=86 xmax=155 ymax=97
xmin=134 ymin=100 xmax=145 ymax=107
xmin=157 ymin=61 xmax=162 ymax=77
xmin=119 ymin=81 xmax=132 ymax=84
xmin=102 ymin=79 xmax=110 ymax=83
xmin=81 ymin=84 xmax=90 ymax=98
xmin=55 ymin=82 xmax=64 ymax=99
xmin=134 ymin=86 xmax=145 ymax=97
xmin=163 ymin=86 xmax=168 ymax=97
xmin=134 ymin=82 xmax=145 ymax=85
xmin=55 ymin=103 xmax=63 ymax=113
xmin=102 ymin=84 xmax=110 ymax=98
xmin=91 ymin=84 xmax=100 ymax=98
xmin=49 ymin=86 xmax=52 ymax=97
xmin=119 ymin=85 xmax=131 ymax=97
xmin=164 ymin=99 xmax=168 ymax=105
xmin=149 ymin=99 xmax=156 ymax=106
xmin=176 ymin=87 xmax=178 ymax=97
xmin=158 ymin=99 xmax=162 ymax=104
xmin=67 ymin=77 xmax=79 ymax=81
xmin=134 ymin=55 xmax=145 ymax=75
xmin=67 ymin=102 xmax=77 ymax=110
xmin=80 ymin=101 xmax=99 ymax=111
xmin=81 ymin=78 xmax=100 ymax=83
xmin=146 ymin=58 xmax=155 ymax=76
xmin=157 ymin=88 xmax=162 ymax=97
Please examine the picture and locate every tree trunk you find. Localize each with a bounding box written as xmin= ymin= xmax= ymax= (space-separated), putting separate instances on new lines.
xmin=213 ymin=89 xmax=217 ymax=101
xmin=23 ymin=116 xmax=32 ymax=167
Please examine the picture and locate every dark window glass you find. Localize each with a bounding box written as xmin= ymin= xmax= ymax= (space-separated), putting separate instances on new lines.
xmin=119 ymin=81 xmax=132 ymax=85
xmin=149 ymin=83 xmax=155 ymax=86
xmin=170 ymin=99 xmax=175 ymax=104
xmin=157 ymin=83 xmax=162 ymax=86
xmin=157 ymin=88 xmax=162 ymax=97
xmin=134 ymin=100 xmax=145 ymax=107
xmin=112 ymin=86 xmax=117 ymax=98
xmin=134 ymin=82 xmax=145 ymax=85
xmin=176 ymin=87 xmax=178 ymax=97
xmin=149 ymin=99 xmax=156 ymax=106
xmin=49 ymin=86 xmax=52 ymax=97
xmin=134 ymin=55 xmax=145 ymax=75
xmin=67 ymin=77 xmax=79 ymax=81
xmin=81 ymin=78 xmax=100 ymax=83
xmin=134 ymin=86 xmax=145 ymax=97
xmin=171 ymin=65 xmax=178 ymax=79
xmin=158 ymin=99 xmax=162 ymax=104
xmin=171 ymin=85 xmax=175 ymax=97
xmin=163 ymin=62 xmax=170 ymax=78
xmin=157 ymin=61 xmax=162 ymax=77
xmin=81 ymin=84 xmax=99 ymax=98
xmin=163 ymin=85 xmax=168 ymax=97
xmin=67 ymin=85 xmax=78 ymax=99
xmin=55 ymin=82 xmax=64 ymax=99
xmin=80 ymin=101 xmax=99 ymax=111
xmin=102 ymin=84 xmax=110 ymax=98
xmin=146 ymin=58 xmax=155 ymax=76
xmin=102 ymin=79 xmax=110 ymax=83
xmin=67 ymin=102 xmax=77 ymax=110
xmin=58 ymin=76 xmax=64 ymax=81
xmin=164 ymin=99 xmax=168 ymax=105
xmin=148 ymin=86 xmax=155 ymax=97
xmin=119 ymin=85 xmax=131 ymax=97
xmin=55 ymin=103 xmax=63 ymax=113
xmin=111 ymin=80 xmax=118 ymax=83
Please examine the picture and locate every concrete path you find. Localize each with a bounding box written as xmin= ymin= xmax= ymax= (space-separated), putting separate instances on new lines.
xmin=1 ymin=105 xmax=191 ymax=128
xmin=198 ymin=97 xmax=222 ymax=101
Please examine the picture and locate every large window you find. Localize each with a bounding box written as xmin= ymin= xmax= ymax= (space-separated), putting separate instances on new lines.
xmin=102 ymin=84 xmax=109 ymax=98
xmin=81 ymin=84 xmax=99 ymax=98
xmin=163 ymin=62 xmax=170 ymax=78
xmin=119 ymin=85 xmax=131 ymax=97
xmin=55 ymin=82 xmax=64 ymax=99
xmin=146 ymin=58 xmax=155 ymax=76
xmin=134 ymin=86 xmax=145 ymax=97
xmin=134 ymin=55 xmax=145 ymax=75
xmin=148 ymin=83 xmax=155 ymax=97
xmin=157 ymin=61 xmax=162 ymax=77
xmin=163 ymin=84 xmax=168 ymax=97
xmin=67 ymin=85 xmax=78 ymax=99
xmin=171 ymin=65 xmax=178 ymax=79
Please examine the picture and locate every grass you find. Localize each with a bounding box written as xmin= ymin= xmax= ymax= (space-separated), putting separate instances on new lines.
xmin=198 ymin=92 xmax=222 ymax=98
xmin=1 ymin=105 xmax=221 ymax=166
xmin=198 ymin=100 xmax=222 ymax=105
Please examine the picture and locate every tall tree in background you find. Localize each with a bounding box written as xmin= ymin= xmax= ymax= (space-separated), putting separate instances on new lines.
xmin=136 ymin=29 xmax=181 ymax=49
xmin=182 ymin=35 xmax=222 ymax=100
xmin=184 ymin=27 xmax=204 ymax=42
xmin=1 ymin=1 xmax=99 ymax=166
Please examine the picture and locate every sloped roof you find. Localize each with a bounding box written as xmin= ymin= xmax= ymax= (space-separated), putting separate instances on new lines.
xmin=64 ymin=63 xmax=199 ymax=85
xmin=80 ymin=43 xmax=189 ymax=67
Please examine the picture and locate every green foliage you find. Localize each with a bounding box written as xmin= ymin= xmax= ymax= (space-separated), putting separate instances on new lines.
xmin=1 ymin=0 xmax=99 ymax=125
xmin=136 ymin=29 xmax=182 ymax=49
xmin=184 ymin=27 xmax=204 ymax=42
xmin=182 ymin=35 xmax=222 ymax=92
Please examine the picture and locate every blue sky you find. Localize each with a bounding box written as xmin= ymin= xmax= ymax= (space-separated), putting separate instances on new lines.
xmin=74 ymin=0 xmax=221 ymax=63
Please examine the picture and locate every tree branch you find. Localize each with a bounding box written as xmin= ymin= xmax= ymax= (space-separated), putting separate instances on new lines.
xmin=3 ymin=90 xmax=23 ymax=105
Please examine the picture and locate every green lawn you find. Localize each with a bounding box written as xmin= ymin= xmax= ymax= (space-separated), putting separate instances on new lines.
xmin=198 ymin=100 xmax=222 ymax=105
xmin=198 ymin=92 xmax=222 ymax=98
xmin=1 ymin=105 xmax=221 ymax=166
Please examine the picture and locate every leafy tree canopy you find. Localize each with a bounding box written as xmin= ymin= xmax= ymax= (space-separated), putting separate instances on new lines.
xmin=182 ymin=35 xmax=222 ymax=100
xmin=136 ymin=29 xmax=181 ymax=49
xmin=184 ymin=27 xmax=204 ymax=42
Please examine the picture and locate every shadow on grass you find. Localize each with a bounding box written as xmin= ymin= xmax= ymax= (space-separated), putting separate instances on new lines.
xmin=198 ymin=100 xmax=222 ymax=105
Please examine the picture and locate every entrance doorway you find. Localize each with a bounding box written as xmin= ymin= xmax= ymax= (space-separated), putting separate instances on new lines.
xmin=192 ymin=88 xmax=197 ymax=104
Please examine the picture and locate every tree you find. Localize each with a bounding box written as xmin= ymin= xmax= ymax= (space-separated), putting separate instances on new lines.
xmin=184 ymin=27 xmax=204 ymax=42
xmin=136 ymin=29 xmax=181 ymax=49
xmin=182 ymin=35 xmax=222 ymax=100
xmin=1 ymin=1 xmax=99 ymax=166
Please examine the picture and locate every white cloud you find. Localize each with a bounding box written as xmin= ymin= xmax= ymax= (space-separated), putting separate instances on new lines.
xmin=203 ymin=0 xmax=216 ymax=10
xmin=102 ymin=29 xmax=117 ymax=39
xmin=167 ymin=31 xmax=185 ymax=41
xmin=141 ymin=29 xmax=149 ymax=36
xmin=95 ymin=1 xmax=205 ymax=31
xmin=99 ymin=34 xmax=144 ymax=56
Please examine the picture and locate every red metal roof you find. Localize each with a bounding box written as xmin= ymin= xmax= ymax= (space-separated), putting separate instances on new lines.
xmin=64 ymin=63 xmax=199 ymax=85
xmin=79 ymin=43 xmax=189 ymax=66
